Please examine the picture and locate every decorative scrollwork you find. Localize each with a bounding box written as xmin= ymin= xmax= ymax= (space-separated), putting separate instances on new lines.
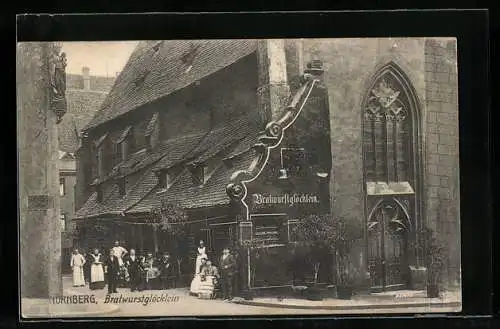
xmin=226 ymin=59 xmax=324 ymax=222
xmin=226 ymin=181 xmax=248 ymax=201
xmin=265 ymin=122 xmax=282 ymax=139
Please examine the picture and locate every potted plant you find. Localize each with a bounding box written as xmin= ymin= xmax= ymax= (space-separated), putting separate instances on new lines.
xmin=422 ymin=227 xmax=447 ymax=298
xmin=291 ymin=214 xmax=362 ymax=300
xmin=291 ymin=213 xmax=335 ymax=300
xmin=333 ymin=217 xmax=363 ymax=300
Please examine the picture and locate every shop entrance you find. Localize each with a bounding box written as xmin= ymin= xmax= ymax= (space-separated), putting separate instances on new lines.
xmin=208 ymin=223 xmax=235 ymax=259
xmin=367 ymin=199 xmax=410 ymax=291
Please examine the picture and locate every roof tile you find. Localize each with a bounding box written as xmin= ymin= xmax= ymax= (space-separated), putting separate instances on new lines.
xmin=59 ymin=90 xmax=109 ymax=152
xmin=84 ymin=40 xmax=258 ymax=130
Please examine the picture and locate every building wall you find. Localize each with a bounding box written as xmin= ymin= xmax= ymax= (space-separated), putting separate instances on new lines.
xmin=423 ymin=38 xmax=460 ymax=282
xmin=300 ymin=38 xmax=459 ymax=283
xmin=17 ymin=42 xmax=62 ymax=297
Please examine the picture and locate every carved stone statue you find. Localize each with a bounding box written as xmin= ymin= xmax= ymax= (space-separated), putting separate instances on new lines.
xmin=49 ymin=47 xmax=67 ymax=124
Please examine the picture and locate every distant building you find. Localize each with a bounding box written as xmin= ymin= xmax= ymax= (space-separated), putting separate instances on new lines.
xmin=59 ymin=67 xmax=115 ymax=273
xmin=74 ymin=39 xmax=460 ymax=293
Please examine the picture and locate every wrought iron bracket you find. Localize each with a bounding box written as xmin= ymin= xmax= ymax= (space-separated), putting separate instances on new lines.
xmin=226 ymin=60 xmax=325 ymax=222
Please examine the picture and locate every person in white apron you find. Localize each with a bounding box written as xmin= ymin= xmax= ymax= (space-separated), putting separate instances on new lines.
xmin=195 ymin=240 xmax=207 ymax=275
xmin=89 ymin=248 xmax=105 ymax=290
xmin=70 ymin=249 xmax=86 ymax=287
xmin=111 ymin=240 xmax=128 ymax=267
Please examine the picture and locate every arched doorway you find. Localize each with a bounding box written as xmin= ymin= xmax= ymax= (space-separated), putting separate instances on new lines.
xmin=367 ymin=198 xmax=411 ymax=291
xmin=362 ymin=61 xmax=423 ymax=292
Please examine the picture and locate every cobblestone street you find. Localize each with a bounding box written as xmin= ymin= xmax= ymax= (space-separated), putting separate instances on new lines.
xmin=62 ymin=277 xmax=327 ymax=316
xmin=23 ymin=276 xmax=458 ymax=317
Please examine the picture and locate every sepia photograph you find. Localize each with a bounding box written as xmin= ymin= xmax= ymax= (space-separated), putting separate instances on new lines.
xmin=17 ymin=38 xmax=461 ymax=318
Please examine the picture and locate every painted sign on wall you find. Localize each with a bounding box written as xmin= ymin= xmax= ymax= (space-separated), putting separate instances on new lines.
xmin=252 ymin=193 xmax=320 ymax=207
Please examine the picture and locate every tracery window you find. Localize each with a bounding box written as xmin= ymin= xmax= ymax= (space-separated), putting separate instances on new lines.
xmin=363 ymin=76 xmax=413 ymax=184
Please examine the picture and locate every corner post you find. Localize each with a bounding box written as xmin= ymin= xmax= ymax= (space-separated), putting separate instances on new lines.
xmin=18 ymin=42 xmax=67 ymax=298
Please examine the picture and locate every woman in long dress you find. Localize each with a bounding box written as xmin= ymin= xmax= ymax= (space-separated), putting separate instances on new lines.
xmin=190 ymin=256 xmax=207 ymax=296
xmin=89 ymin=248 xmax=105 ymax=290
xmin=195 ymin=240 xmax=207 ymax=275
xmin=70 ymin=249 xmax=86 ymax=287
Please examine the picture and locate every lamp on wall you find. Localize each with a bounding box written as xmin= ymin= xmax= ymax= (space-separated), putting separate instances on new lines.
xmin=316 ymin=172 xmax=329 ymax=178
xmin=278 ymin=169 xmax=288 ymax=180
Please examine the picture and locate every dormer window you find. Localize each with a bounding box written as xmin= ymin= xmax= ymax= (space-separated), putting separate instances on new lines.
xmin=190 ymin=165 xmax=205 ymax=186
xmin=117 ymin=178 xmax=126 ymax=197
xmin=96 ymin=185 xmax=103 ymax=203
xmin=94 ymin=133 xmax=109 ymax=180
xmin=114 ymin=141 xmax=123 ymax=165
xmin=133 ymin=69 xmax=150 ymax=87
xmin=144 ymin=112 xmax=159 ymax=151
xmin=145 ymin=135 xmax=152 ymax=151
xmin=152 ymin=41 xmax=163 ymax=58
xmin=157 ymin=166 xmax=182 ymax=190
xmin=157 ymin=170 xmax=167 ymax=188
xmin=280 ymin=148 xmax=307 ymax=178
xmin=117 ymin=126 xmax=133 ymax=161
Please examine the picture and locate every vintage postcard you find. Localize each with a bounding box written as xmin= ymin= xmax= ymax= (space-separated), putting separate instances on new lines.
xmin=18 ymin=38 xmax=461 ymax=318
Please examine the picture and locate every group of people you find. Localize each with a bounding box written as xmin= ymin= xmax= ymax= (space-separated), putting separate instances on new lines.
xmin=189 ymin=240 xmax=238 ymax=301
xmin=70 ymin=239 xmax=239 ymax=301
xmin=69 ymin=241 xmax=176 ymax=294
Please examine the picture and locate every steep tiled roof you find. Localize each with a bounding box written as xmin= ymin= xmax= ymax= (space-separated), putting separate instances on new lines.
xmin=59 ymin=89 xmax=109 ymax=153
xmin=185 ymin=113 xmax=260 ymax=165
xmin=99 ymin=132 xmax=206 ymax=184
xmin=84 ymin=39 xmax=258 ymax=130
xmin=75 ymin=134 xmax=259 ymax=219
xmin=75 ymin=168 xmax=158 ymax=219
xmin=127 ymin=148 xmax=257 ymax=214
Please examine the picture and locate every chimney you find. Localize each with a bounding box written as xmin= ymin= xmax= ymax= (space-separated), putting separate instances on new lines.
xmin=256 ymin=40 xmax=290 ymax=124
xmin=82 ymin=66 xmax=90 ymax=90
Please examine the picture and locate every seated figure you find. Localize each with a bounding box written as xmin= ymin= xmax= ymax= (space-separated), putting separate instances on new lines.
xmin=197 ymin=260 xmax=220 ymax=299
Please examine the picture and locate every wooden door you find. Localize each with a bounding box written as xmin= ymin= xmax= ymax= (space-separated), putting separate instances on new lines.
xmin=367 ymin=199 xmax=409 ymax=291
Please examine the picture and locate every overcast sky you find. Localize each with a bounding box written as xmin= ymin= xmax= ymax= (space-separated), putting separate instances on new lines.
xmin=61 ymin=41 xmax=138 ymax=77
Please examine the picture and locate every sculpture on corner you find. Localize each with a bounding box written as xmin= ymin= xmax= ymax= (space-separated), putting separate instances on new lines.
xmin=49 ymin=46 xmax=67 ymax=124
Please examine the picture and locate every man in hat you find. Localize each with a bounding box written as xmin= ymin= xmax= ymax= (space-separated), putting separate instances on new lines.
xmin=219 ymin=247 xmax=237 ymax=301
xmin=158 ymin=251 xmax=176 ymax=289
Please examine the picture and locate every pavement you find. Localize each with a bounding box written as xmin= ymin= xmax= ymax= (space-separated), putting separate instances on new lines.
xmin=20 ymin=276 xmax=462 ymax=318
xmin=234 ymin=289 xmax=462 ymax=312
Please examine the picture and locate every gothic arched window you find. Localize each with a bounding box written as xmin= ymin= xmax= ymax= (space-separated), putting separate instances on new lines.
xmin=363 ymin=73 xmax=413 ymax=184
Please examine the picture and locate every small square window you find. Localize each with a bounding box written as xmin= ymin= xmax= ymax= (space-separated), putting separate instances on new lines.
xmin=60 ymin=213 xmax=66 ymax=232
xmin=287 ymin=219 xmax=299 ymax=242
xmin=59 ymin=177 xmax=66 ymax=196
xmin=281 ymin=148 xmax=307 ymax=177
